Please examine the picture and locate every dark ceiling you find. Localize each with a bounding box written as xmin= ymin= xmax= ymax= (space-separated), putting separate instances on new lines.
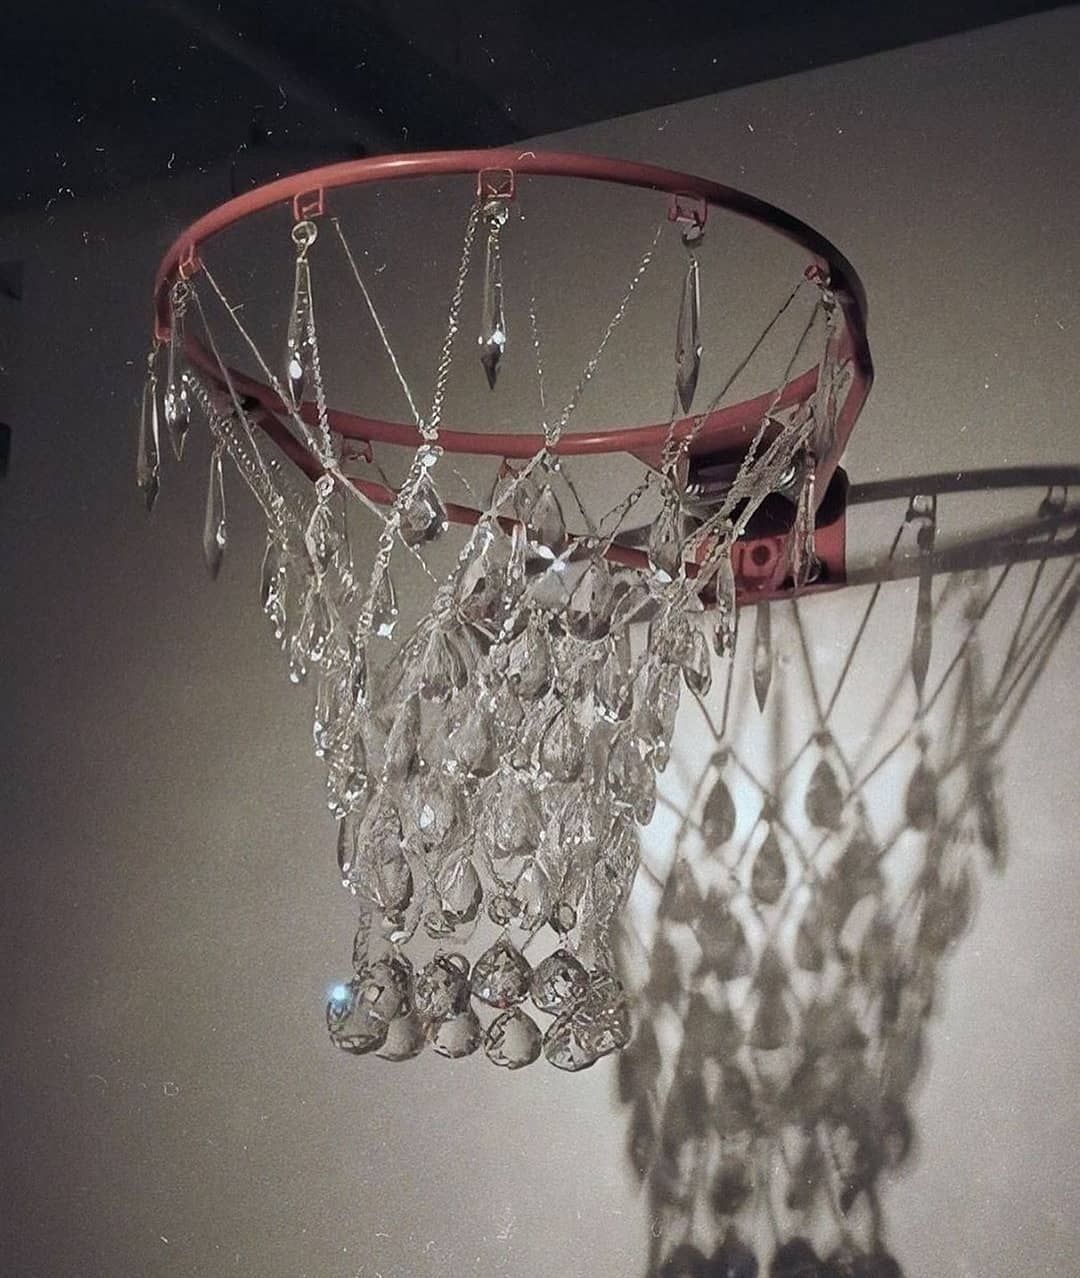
xmin=2 ymin=0 xmax=1068 ymax=212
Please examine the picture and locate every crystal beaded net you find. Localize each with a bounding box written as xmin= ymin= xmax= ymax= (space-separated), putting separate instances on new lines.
xmin=139 ymin=154 xmax=869 ymax=1071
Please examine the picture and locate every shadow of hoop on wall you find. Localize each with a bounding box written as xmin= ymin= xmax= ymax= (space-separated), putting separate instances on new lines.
xmin=615 ymin=468 xmax=1078 ymax=1277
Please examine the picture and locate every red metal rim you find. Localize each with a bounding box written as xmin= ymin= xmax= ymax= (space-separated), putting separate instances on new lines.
xmin=152 ymin=148 xmax=873 ymax=471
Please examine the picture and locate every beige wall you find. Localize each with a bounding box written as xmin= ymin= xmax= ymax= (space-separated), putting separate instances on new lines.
xmin=1 ymin=8 xmax=1077 ymax=1276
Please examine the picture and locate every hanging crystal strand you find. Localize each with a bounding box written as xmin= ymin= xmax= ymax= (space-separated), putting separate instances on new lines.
xmin=285 ymin=220 xmax=318 ymax=412
xmin=478 ymin=196 xmax=509 ymax=389
xmin=674 ymin=221 xmax=703 ymax=413
xmin=789 ymin=451 xmax=818 ymax=589
xmin=135 ymin=347 xmax=161 ymax=512
xmin=752 ymin=600 xmax=773 ymax=711
xmin=202 ymin=438 xmax=227 ymax=578
xmin=163 ymin=281 xmax=192 ymax=459
xmin=907 ymin=494 xmax=937 ymax=702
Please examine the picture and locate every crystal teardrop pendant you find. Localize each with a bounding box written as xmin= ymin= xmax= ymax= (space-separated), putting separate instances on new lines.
xmin=163 ymin=283 xmax=192 ymax=459
xmin=712 ymin=543 xmax=738 ymax=657
xmin=400 ymin=471 xmax=448 ymax=548
xmin=285 ymin=220 xmax=317 ymax=409
xmin=305 ymin=475 xmax=340 ymax=573
xmin=648 ymin=494 xmax=682 ymax=583
xmin=478 ymin=197 xmax=508 ymax=389
xmin=674 ymin=251 xmax=702 ymax=413
xmin=566 ymin=558 xmax=615 ymax=642
xmin=607 ymin=734 xmax=656 ymax=826
xmin=135 ymin=353 xmax=161 ymax=513
xmin=202 ymin=446 xmax=227 ymax=578
xmin=527 ymin=485 xmax=568 ymax=561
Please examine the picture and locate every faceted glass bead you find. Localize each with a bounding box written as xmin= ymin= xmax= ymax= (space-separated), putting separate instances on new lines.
xmin=449 ymin=699 xmax=496 ymax=776
xmin=372 ymin=569 xmax=399 ymax=638
xmin=560 ymin=789 xmax=607 ymax=856
xmin=506 ymin=623 xmax=553 ymax=701
xmin=484 ymin=1008 xmax=542 ymax=1069
xmin=679 ymin=623 xmax=712 ymax=697
xmin=647 ymin=496 xmax=682 ymax=582
xmin=526 ymin=484 xmax=567 ymax=560
xmin=675 ymin=252 xmax=702 ymax=413
xmin=403 ymin=769 xmax=461 ymax=848
xmin=471 ymin=935 xmax=532 ymax=1008
xmin=596 ymin=634 xmax=634 ymax=723
xmin=304 ymin=494 xmax=341 ymax=573
xmin=202 ymin=450 xmax=227 ymax=579
xmin=430 ymin=1007 xmax=482 ymax=1058
xmin=492 ymin=773 xmax=542 ymax=857
xmin=539 ymin=705 xmax=586 ymax=781
xmin=413 ymin=953 xmax=471 ymax=1021
xmin=530 ymin=948 xmax=590 ymax=1014
xmin=515 ymin=861 xmax=552 ymax=931
xmin=607 ymin=734 xmax=657 ymax=826
xmin=383 ymin=693 xmax=421 ymax=784
xmin=419 ymin=628 xmax=468 ymax=702
xmin=435 ymin=856 xmax=482 ymax=924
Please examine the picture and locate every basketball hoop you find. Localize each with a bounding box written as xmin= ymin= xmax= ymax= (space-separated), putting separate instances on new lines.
xmin=138 ymin=148 xmax=872 ymax=1070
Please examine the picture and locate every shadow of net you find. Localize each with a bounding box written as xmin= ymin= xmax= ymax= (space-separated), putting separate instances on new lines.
xmin=615 ymin=477 xmax=1078 ymax=1278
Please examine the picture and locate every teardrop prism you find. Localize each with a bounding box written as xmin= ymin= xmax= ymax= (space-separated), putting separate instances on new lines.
xmin=202 ymin=449 xmax=227 ymax=578
xmin=674 ymin=253 xmax=702 ymax=413
xmin=136 ymin=361 xmax=161 ymax=513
